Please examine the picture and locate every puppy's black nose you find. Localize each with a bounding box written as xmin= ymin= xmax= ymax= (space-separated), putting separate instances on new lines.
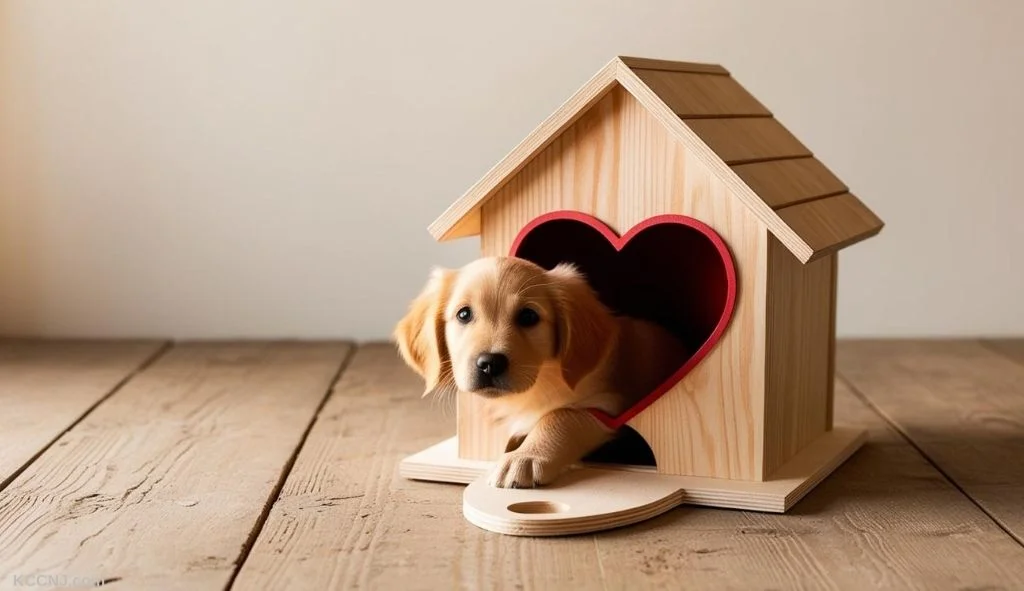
xmin=476 ymin=353 xmax=509 ymax=378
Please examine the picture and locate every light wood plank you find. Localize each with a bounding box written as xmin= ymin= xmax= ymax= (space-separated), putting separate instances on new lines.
xmin=776 ymin=192 xmax=884 ymax=260
xmin=233 ymin=344 xmax=607 ymax=591
xmin=732 ymin=156 xmax=848 ymax=209
xmin=595 ymin=378 xmax=1024 ymax=589
xmin=476 ymin=85 xmax=769 ymax=480
xmin=0 ymin=339 xmax=164 ymax=489
xmin=684 ymin=117 xmax=811 ymax=165
xmin=618 ymin=56 xmax=729 ymax=75
xmin=631 ymin=68 xmax=771 ymax=117
xmin=763 ymin=242 xmax=834 ymax=476
xmin=0 ymin=341 xmax=351 ymax=590
xmin=838 ymin=339 xmax=1024 ymax=543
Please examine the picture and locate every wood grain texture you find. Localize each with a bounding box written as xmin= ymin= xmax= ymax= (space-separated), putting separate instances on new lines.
xmin=0 ymin=342 xmax=351 ymax=591
xmin=243 ymin=343 xmax=1024 ymax=588
xmin=428 ymin=58 xmax=619 ymax=241
xmin=233 ymin=344 xmax=609 ymax=591
xmin=763 ymin=242 xmax=835 ymax=476
xmin=592 ymin=378 xmax=1024 ymax=589
xmin=776 ymin=192 xmax=884 ymax=261
xmin=629 ymin=69 xmax=770 ymax=117
xmin=617 ymin=56 xmax=729 ymax=75
xmin=472 ymin=85 xmax=769 ymax=480
xmin=683 ymin=117 xmax=811 ymax=165
xmin=0 ymin=339 xmax=164 ymax=489
xmin=838 ymin=339 xmax=1024 ymax=544
xmin=2 ymin=339 xmax=1022 ymax=589
xmin=731 ymin=156 xmax=848 ymax=209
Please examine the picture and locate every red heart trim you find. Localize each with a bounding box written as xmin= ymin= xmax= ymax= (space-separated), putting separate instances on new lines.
xmin=510 ymin=211 xmax=738 ymax=430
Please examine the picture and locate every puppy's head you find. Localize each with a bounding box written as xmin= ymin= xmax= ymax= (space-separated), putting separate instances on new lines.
xmin=394 ymin=256 xmax=614 ymax=398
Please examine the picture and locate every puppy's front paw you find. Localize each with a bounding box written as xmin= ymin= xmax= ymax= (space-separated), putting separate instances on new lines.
xmin=487 ymin=452 xmax=562 ymax=488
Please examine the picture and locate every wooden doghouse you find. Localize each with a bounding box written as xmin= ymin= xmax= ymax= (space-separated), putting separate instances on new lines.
xmin=400 ymin=56 xmax=884 ymax=536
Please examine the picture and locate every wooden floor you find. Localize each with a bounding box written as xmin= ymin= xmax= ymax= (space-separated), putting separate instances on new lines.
xmin=0 ymin=339 xmax=1023 ymax=590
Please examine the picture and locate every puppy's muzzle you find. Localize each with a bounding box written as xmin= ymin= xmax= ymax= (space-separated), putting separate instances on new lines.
xmin=476 ymin=352 xmax=508 ymax=378
xmin=472 ymin=352 xmax=509 ymax=391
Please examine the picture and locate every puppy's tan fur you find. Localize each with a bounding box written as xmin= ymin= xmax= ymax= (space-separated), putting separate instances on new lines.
xmin=394 ymin=256 xmax=687 ymax=488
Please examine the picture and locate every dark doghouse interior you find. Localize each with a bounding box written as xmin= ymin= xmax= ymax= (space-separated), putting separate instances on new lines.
xmin=583 ymin=425 xmax=658 ymax=467
xmin=513 ymin=217 xmax=733 ymax=467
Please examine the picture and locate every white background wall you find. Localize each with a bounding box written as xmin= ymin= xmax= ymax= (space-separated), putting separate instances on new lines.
xmin=1 ymin=0 xmax=1022 ymax=340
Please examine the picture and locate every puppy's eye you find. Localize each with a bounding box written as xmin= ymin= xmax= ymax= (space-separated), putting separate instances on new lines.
xmin=516 ymin=307 xmax=540 ymax=328
xmin=456 ymin=306 xmax=473 ymax=324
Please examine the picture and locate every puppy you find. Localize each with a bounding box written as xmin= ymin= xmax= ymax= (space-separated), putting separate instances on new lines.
xmin=393 ymin=256 xmax=688 ymax=488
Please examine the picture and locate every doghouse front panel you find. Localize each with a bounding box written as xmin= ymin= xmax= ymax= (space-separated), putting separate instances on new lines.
xmin=464 ymin=85 xmax=771 ymax=481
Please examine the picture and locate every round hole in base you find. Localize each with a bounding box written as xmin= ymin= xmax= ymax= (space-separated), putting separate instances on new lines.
xmin=507 ymin=501 xmax=570 ymax=514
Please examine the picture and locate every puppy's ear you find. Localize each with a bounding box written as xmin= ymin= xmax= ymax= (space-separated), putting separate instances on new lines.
xmin=548 ymin=263 xmax=616 ymax=389
xmin=393 ymin=267 xmax=455 ymax=397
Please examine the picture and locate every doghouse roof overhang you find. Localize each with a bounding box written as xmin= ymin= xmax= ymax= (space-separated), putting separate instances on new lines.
xmin=429 ymin=56 xmax=883 ymax=264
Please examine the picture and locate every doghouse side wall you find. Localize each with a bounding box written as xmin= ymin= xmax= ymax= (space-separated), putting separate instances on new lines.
xmin=763 ymin=237 xmax=836 ymax=476
xmin=464 ymin=85 xmax=770 ymax=481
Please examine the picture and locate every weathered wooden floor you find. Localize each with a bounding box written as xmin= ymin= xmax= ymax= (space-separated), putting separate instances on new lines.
xmin=0 ymin=338 xmax=1022 ymax=590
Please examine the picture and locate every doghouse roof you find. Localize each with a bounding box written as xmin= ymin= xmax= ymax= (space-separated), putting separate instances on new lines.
xmin=429 ymin=56 xmax=883 ymax=264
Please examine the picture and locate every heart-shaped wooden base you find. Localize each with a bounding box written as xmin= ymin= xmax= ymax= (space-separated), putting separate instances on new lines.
xmin=463 ymin=468 xmax=685 ymax=536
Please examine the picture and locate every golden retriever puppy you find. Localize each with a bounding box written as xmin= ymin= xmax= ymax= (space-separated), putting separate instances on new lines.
xmin=394 ymin=256 xmax=687 ymax=488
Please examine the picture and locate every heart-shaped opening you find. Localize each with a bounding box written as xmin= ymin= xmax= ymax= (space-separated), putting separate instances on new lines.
xmin=510 ymin=211 xmax=738 ymax=436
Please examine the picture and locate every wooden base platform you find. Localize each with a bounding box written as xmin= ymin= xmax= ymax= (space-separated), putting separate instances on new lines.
xmin=401 ymin=426 xmax=866 ymax=534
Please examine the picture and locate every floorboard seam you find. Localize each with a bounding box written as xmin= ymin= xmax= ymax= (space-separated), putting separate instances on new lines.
xmin=224 ymin=342 xmax=360 ymax=591
xmin=837 ymin=371 xmax=1024 ymax=548
xmin=592 ymin=536 xmax=610 ymax=591
xmin=0 ymin=340 xmax=173 ymax=494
